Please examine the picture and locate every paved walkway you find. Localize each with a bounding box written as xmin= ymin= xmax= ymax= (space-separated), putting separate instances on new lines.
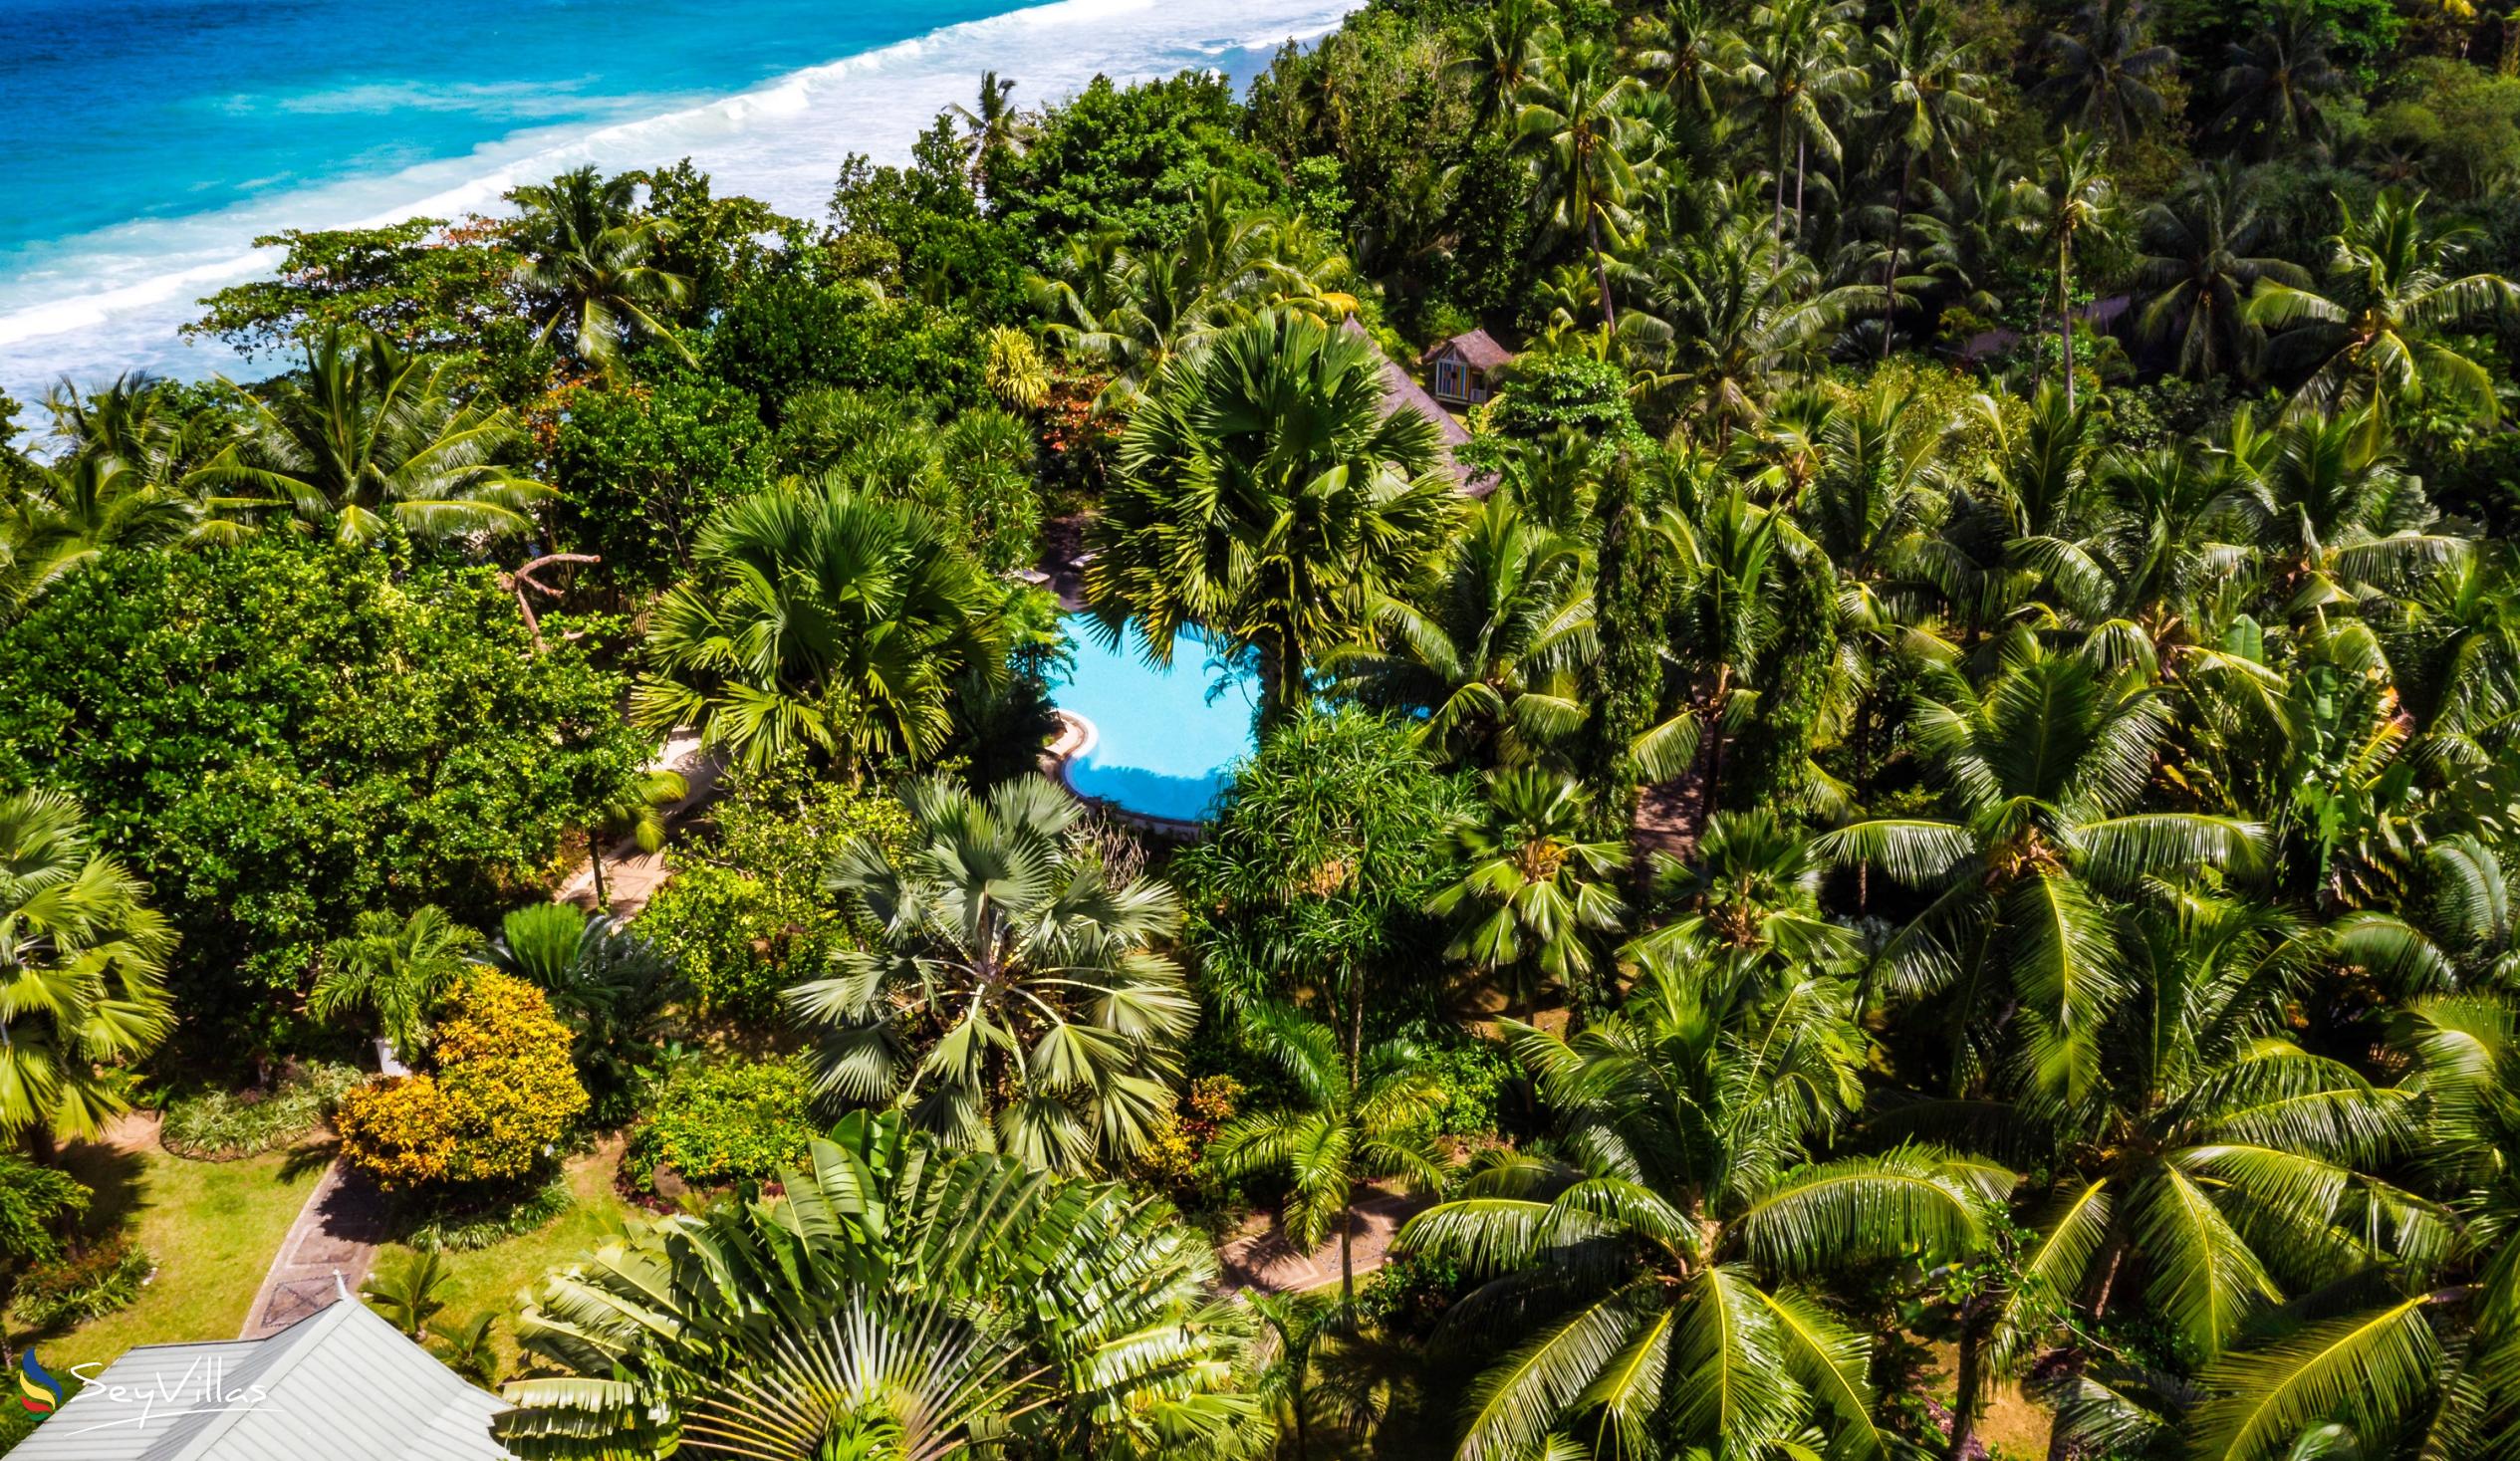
xmin=240 ymin=1158 xmax=389 ymax=1338
xmin=1217 ymin=1188 xmax=1429 ymax=1294
xmin=553 ymin=732 xmax=721 ymax=916
xmin=238 ymin=734 xmax=717 ymax=1338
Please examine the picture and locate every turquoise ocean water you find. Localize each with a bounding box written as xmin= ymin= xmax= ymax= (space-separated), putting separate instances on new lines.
xmin=0 ymin=0 xmax=1355 ymax=402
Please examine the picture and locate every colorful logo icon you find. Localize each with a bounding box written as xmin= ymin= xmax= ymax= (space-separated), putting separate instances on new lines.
xmin=17 ymin=1351 xmax=63 ymax=1414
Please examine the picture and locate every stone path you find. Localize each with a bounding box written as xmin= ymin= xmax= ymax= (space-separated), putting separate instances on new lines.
xmin=239 ymin=1156 xmax=389 ymax=1338
xmin=1217 ymin=1188 xmax=1430 ymax=1294
xmin=553 ymin=732 xmax=721 ymax=917
xmin=238 ymin=733 xmax=717 ymax=1338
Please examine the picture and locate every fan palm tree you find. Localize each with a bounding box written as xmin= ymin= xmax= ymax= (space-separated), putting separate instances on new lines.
xmin=1430 ymin=769 xmax=1628 ymax=1015
xmin=2215 ymin=0 xmax=2345 ymax=159
xmin=1738 ymin=0 xmax=1868 ymax=243
xmin=1514 ymin=36 xmax=1658 ymax=326
xmin=1816 ymin=633 xmax=2264 ymax=1099
xmin=2036 ymin=0 xmax=2177 ymax=141
xmin=2013 ymin=132 xmax=2120 ymax=410
xmin=0 ymin=788 xmax=176 ymax=1155
xmin=1325 ymin=489 xmax=1597 ymax=770
xmin=501 ymin=1111 xmax=1263 ymax=1460
xmin=1208 ymin=1002 xmax=1448 ymax=1311
xmin=631 ymin=481 xmax=1007 ymax=776
xmin=508 ymin=165 xmax=692 ymax=369
xmin=311 ymin=904 xmax=485 ymax=1063
xmin=1087 ymin=310 xmax=1458 ymax=728
xmin=2246 ymin=190 xmax=2520 ymax=446
xmin=1395 ymin=944 xmax=2007 ymax=1461
xmin=196 ymin=327 xmax=550 ymax=544
xmin=787 ymin=774 xmax=1196 ymax=1173
xmin=1870 ymin=3 xmax=1993 ymax=356
xmin=2137 ymin=164 xmax=2310 ymax=380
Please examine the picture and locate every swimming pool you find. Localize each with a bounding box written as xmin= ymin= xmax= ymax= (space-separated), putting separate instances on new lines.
xmin=1049 ymin=616 xmax=1258 ymax=825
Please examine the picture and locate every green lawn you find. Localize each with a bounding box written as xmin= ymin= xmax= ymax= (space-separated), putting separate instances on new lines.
xmin=367 ymin=1143 xmax=638 ymax=1378
xmin=6 ymin=1132 xmax=327 ymax=1375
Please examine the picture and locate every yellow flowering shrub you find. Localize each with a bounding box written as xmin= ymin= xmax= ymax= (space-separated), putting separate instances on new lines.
xmin=338 ymin=970 xmax=588 ymax=1190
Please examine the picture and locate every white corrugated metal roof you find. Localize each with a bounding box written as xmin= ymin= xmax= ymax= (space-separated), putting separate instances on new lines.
xmin=12 ymin=1299 xmax=511 ymax=1461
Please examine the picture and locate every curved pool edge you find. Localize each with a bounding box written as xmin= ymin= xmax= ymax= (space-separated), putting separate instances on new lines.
xmin=1042 ymin=710 xmax=1210 ymax=842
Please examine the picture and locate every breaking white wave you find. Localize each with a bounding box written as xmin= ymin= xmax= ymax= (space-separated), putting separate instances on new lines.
xmin=0 ymin=0 xmax=1354 ymax=401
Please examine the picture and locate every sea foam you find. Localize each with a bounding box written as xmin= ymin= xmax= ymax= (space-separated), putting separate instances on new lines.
xmin=0 ymin=0 xmax=1355 ymax=402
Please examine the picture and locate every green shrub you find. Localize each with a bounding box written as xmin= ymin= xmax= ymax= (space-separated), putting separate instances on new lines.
xmin=1416 ymin=1039 xmax=1518 ymax=1138
xmin=633 ymin=864 xmax=824 ymax=1021
xmin=160 ymin=1062 xmax=364 ymax=1160
xmin=396 ymin=1177 xmax=573 ymax=1253
xmin=11 ymin=1243 xmax=154 ymax=1330
xmin=625 ymin=1059 xmax=816 ymax=1189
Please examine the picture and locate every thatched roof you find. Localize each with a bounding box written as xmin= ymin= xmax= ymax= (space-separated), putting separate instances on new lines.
xmin=1430 ymin=329 xmax=1514 ymax=371
xmin=1342 ymin=319 xmax=1495 ymax=496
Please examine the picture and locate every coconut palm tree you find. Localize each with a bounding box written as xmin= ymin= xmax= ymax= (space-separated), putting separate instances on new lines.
xmin=196 ymin=327 xmax=550 ymax=544
xmin=2246 ymin=189 xmax=2520 ymax=446
xmin=2215 ymin=0 xmax=2345 ymax=159
xmin=1 ymin=452 xmax=202 ymax=612
xmin=1930 ymin=889 xmax=2443 ymax=1460
xmin=1395 ymin=943 xmax=2006 ymax=1460
xmin=1429 ymin=769 xmax=1628 ymax=1015
xmin=1325 ymin=489 xmax=1597 ymax=770
xmin=2129 ymin=991 xmax=2520 ymax=1461
xmin=2013 ymin=132 xmax=2120 ymax=410
xmin=1514 ymin=35 xmax=1659 ymax=326
xmin=1817 ymin=633 xmax=2264 ymax=1100
xmin=0 ymin=788 xmax=176 ymax=1155
xmin=1738 ymin=0 xmax=1868 ymax=243
xmin=1638 ymin=809 xmax=1858 ymax=970
xmin=948 ymin=71 xmax=1033 ymax=195
xmin=786 ymin=774 xmax=1196 ymax=1173
xmin=502 ymin=1111 xmax=1264 ymax=1460
xmin=1870 ymin=2 xmax=1993 ymax=356
xmin=2137 ymin=163 xmax=2310 ymax=380
xmin=1628 ymin=0 xmax=1742 ymax=121
xmin=631 ymin=481 xmax=1007 ymax=776
xmin=1208 ymin=1002 xmax=1448 ymax=1311
xmin=1457 ymin=0 xmax=1555 ymax=133
xmin=1036 ymin=184 xmax=1360 ymax=412
xmin=1087 ymin=310 xmax=1458 ymax=728
xmin=582 ymin=766 xmax=687 ymax=911
xmin=1647 ymin=210 xmax=1878 ymax=436
xmin=508 ymin=165 xmax=692 ymax=369
xmin=311 ymin=904 xmax=485 ymax=1063
xmin=2036 ymin=0 xmax=2177 ymax=141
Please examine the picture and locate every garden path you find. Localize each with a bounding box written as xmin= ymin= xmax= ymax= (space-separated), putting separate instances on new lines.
xmin=1216 ymin=1186 xmax=1429 ymax=1294
xmin=238 ymin=1157 xmax=387 ymax=1338
xmin=553 ymin=731 xmax=722 ymax=917
xmin=240 ymin=732 xmax=717 ymax=1338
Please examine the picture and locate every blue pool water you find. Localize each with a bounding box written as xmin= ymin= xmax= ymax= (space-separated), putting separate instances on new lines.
xmin=0 ymin=0 xmax=1358 ymax=401
xmin=1052 ymin=616 xmax=1257 ymax=823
